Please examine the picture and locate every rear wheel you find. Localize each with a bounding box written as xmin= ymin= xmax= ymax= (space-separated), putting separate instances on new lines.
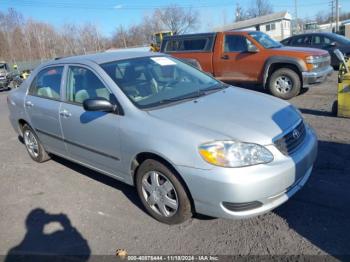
xmin=268 ymin=68 xmax=301 ymax=100
xmin=135 ymin=159 xmax=192 ymax=224
xmin=22 ymin=124 xmax=50 ymax=163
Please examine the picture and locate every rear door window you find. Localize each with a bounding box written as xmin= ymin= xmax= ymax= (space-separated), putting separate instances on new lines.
xmin=182 ymin=39 xmax=207 ymax=51
xmin=28 ymin=66 xmax=63 ymax=100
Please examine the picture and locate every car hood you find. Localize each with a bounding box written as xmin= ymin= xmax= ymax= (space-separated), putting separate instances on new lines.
xmin=272 ymin=46 xmax=328 ymax=56
xmin=148 ymin=87 xmax=301 ymax=145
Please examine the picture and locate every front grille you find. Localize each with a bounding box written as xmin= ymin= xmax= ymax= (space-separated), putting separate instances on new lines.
xmin=275 ymin=121 xmax=306 ymax=155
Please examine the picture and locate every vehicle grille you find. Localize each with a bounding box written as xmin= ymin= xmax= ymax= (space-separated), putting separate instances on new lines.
xmin=274 ymin=121 xmax=306 ymax=155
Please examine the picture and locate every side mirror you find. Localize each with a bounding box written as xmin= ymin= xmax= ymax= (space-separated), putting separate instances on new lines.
xmin=329 ymin=42 xmax=337 ymax=47
xmin=247 ymin=44 xmax=259 ymax=53
xmin=83 ymin=98 xmax=116 ymax=113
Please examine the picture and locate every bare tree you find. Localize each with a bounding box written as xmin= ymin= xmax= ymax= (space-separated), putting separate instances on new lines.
xmin=110 ymin=5 xmax=199 ymax=50
xmin=153 ymin=5 xmax=199 ymax=34
xmin=246 ymin=0 xmax=273 ymax=18
xmin=0 ymin=6 xmax=197 ymax=63
xmin=112 ymin=25 xmax=130 ymax=48
xmin=235 ymin=3 xmax=251 ymax=22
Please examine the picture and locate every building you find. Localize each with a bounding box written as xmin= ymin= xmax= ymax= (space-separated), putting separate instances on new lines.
xmin=214 ymin=11 xmax=292 ymax=41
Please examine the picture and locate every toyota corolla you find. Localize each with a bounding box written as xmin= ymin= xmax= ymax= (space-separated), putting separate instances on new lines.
xmin=7 ymin=52 xmax=317 ymax=224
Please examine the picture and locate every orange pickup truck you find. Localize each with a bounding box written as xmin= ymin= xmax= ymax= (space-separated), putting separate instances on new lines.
xmin=161 ymin=31 xmax=333 ymax=99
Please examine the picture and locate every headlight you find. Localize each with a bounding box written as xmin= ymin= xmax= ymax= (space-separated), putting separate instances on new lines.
xmin=198 ymin=141 xmax=274 ymax=168
xmin=306 ymin=55 xmax=317 ymax=64
xmin=306 ymin=55 xmax=330 ymax=69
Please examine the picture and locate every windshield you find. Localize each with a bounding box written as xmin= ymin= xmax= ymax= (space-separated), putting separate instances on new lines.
xmin=331 ymin=34 xmax=350 ymax=44
xmin=101 ymin=56 xmax=222 ymax=109
xmin=249 ymin=31 xmax=282 ymax=49
xmin=0 ymin=63 xmax=7 ymax=70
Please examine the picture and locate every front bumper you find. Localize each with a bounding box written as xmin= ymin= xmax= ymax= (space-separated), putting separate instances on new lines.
xmin=302 ymin=66 xmax=333 ymax=87
xmin=177 ymin=126 xmax=318 ymax=219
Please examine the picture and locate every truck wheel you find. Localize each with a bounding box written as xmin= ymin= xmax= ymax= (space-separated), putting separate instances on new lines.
xmin=268 ymin=68 xmax=301 ymax=100
xmin=22 ymin=124 xmax=50 ymax=163
xmin=135 ymin=159 xmax=192 ymax=224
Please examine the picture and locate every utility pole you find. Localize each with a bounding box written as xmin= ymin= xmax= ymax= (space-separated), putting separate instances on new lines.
xmin=335 ymin=0 xmax=339 ymax=32
xmin=294 ymin=0 xmax=298 ymax=33
xmin=330 ymin=0 xmax=334 ymax=32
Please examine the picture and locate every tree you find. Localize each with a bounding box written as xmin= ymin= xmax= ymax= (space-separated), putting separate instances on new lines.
xmin=235 ymin=4 xmax=244 ymax=22
xmin=246 ymin=0 xmax=273 ymax=18
xmin=153 ymin=5 xmax=199 ymax=34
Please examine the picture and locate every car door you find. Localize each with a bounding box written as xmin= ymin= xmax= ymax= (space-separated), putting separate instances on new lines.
xmin=311 ymin=35 xmax=338 ymax=65
xmin=59 ymin=65 xmax=124 ymax=179
xmin=213 ymin=33 xmax=263 ymax=82
xmin=24 ymin=66 xmax=67 ymax=155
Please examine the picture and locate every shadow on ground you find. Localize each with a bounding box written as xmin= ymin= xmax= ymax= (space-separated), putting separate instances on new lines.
xmin=298 ymin=108 xmax=335 ymax=117
xmin=5 ymin=208 xmax=90 ymax=262
xmin=52 ymin=155 xmax=146 ymax=213
xmin=275 ymin=140 xmax=350 ymax=259
xmin=52 ymin=155 xmax=217 ymax=221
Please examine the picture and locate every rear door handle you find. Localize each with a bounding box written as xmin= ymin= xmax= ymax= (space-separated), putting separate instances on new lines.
xmin=59 ymin=109 xmax=72 ymax=118
xmin=25 ymin=101 xmax=34 ymax=107
xmin=221 ymin=54 xmax=229 ymax=60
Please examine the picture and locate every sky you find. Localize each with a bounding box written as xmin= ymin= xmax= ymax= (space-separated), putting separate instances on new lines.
xmin=0 ymin=0 xmax=349 ymax=36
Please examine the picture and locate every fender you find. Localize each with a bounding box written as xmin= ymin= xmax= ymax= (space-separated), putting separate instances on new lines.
xmin=262 ymin=56 xmax=307 ymax=88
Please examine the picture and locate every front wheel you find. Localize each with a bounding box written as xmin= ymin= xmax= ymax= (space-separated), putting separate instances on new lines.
xmin=268 ymin=68 xmax=301 ymax=100
xmin=135 ymin=159 xmax=192 ymax=224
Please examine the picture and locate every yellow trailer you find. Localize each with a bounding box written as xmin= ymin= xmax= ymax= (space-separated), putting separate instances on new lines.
xmin=150 ymin=31 xmax=173 ymax=52
xmin=336 ymin=51 xmax=350 ymax=118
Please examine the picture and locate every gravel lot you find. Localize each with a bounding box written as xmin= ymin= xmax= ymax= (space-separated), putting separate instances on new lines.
xmin=0 ymin=72 xmax=349 ymax=260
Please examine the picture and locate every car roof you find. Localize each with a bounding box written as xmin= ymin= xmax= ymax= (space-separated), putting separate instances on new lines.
xmin=44 ymin=51 xmax=161 ymax=66
xmin=290 ymin=32 xmax=335 ymax=37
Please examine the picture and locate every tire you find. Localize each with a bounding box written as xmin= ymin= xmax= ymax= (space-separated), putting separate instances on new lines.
xmin=22 ymin=124 xmax=50 ymax=163
xmin=268 ymin=68 xmax=301 ymax=100
xmin=332 ymin=100 xmax=338 ymax=116
xmin=135 ymin=159 xmax=192 ymax=224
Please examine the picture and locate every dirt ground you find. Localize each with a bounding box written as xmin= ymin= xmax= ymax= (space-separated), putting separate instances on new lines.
xmin=0 ymin=72 xmax=349 ymax=260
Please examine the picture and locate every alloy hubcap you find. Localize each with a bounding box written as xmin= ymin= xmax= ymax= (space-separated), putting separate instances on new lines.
xmin=24 ymin=130 xmax=39 ymax=158
xmin=274 ymin=75 xmax=293 ymax=94
xmin=141 ymin=171 xmax=178 ymax=217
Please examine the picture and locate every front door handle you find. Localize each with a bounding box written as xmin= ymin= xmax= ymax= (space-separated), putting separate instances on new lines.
xmin=59 ymin=109 xmax=72 ymax=118
xmin=221 ymin=54 xmax=229 ymax=60
xmin=25 ymin=101 xmax=34 ymax=107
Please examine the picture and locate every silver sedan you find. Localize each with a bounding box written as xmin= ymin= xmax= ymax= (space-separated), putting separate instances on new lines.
xmin=7 ymin=52 xmax=317 ymax=224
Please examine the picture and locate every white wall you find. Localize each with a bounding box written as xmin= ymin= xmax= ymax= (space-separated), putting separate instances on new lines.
xmin=259 ymin=19 xmax=291 ymax=40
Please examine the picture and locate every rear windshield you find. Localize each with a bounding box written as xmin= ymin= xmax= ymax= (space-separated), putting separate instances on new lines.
xmin=331 ymin=34 xmax=350 ymax=44
xmin=163 ymin=36 xmax=214 ymax=52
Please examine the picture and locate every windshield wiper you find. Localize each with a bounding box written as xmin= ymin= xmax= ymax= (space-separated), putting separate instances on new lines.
xmin=149 ymin=84 xmax=228 ymax=108
xmin=201 ymin=83 xmax=229 ymax=93
xmin=158 ymin=91 xmax=207 ymax=104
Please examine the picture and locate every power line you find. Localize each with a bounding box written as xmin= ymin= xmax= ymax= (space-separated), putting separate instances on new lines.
xmin=0 ymin=0 xmax=331 ymax=10
xmin=0 ymin=0 xmax=235 ymax=10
